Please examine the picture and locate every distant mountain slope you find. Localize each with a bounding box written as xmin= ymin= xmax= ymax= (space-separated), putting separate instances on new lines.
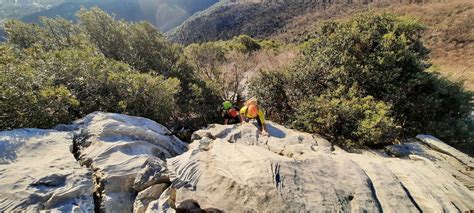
xmin=20 ymin=0 xmax=147 ymax=25
xmin=0 ymin=0 xmax=64 ymax=23
xmin=168 ymin=1 xmax=326 ymax=44
xmin=169 ymin=0 xmax=474 ymax=91
xmin=21 ymin=0 xmax=219 ymax=32
xmin=168 ymin=0 xmax=448 ymax=44
xmin=1 ymin=0 xmax=218 ymax=33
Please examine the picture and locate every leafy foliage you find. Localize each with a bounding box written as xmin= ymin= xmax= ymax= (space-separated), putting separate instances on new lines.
xmin=184 ymin=35 xmax=262 ymax=102
xmin=292 ymin=90 xmax=398 ymax=148
xmin=1 ymin=8 xmax=220 ymax=130
xmin=250 ymin=13 xmax=473 ymax=148
xmin=0 ymin=44 xmax=180 ymax=129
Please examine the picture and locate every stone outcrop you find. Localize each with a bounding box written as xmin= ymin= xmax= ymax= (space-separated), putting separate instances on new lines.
xmin=1 ymin=113 xmax=473 ymax=212
xmin=0 ymin=129 xmax=94 ymax=212
xmin=70 ymin=112 xmax=188 ymax=212
xmin=0 ymin=112 xmax=188 ymax=212
xmin=166 ymin=122 xmax=474 ymax=212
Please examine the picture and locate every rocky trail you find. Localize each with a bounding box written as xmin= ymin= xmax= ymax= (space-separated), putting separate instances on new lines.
xmin=0 ymin=112 xmax=473 ymax=212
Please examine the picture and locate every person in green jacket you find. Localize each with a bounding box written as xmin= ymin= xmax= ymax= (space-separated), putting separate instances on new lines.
xmin=221 ymin=101 xmax=240 ymax=125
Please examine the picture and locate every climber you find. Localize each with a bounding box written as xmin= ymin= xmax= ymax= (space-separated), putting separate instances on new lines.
xmin=222 ymin=101 xmax=241 ymax=125
xmin=240 ymin=98 xmax=269 ymax=136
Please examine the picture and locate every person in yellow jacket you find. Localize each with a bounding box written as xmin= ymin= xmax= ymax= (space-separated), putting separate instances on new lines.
xmin=240 ymin=99 xmax=269 ymax=136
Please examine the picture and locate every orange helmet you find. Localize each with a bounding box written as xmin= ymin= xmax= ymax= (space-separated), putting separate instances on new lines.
xmin=229 ymin=108 xmax=238 ymax=118
xmin=248 ymin=104 xmax=258 ymax=118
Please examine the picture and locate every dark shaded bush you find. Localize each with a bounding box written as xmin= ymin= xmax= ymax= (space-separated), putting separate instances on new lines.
xmin=249 ymin=69 xmax=291 ymax=123
xmin=250 ymin=12 xmax=473 ymax=148
xmin=231 ymin=35 xmax=261 ymax=53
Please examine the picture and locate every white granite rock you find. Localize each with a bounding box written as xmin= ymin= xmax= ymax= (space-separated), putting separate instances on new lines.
xmin=2 ymin=114 xmax=473 ymax=212
xmin=71 ymin=112 xmax=187 ymax=212
xmin=169 ymin=122 xmax=474 ymax=212
xmin=0 ymin=112 xmax=187 ymax=212
xmin=0 ymin=129 xmax=94 ymax=212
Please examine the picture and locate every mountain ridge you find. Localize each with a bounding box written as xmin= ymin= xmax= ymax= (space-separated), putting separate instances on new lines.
xmin=0 ymin=0 xmax=219 ymax=33
xmin=168 ymin=0 xmax=474 ymax=90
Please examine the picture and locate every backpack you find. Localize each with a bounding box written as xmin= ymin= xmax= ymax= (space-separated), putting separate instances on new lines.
xmin=228 ymin=108 xmax=238 ymax=118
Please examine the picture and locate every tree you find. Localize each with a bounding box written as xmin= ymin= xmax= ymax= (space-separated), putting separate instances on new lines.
xmin=250 ymin=12 xmax=473 ymax=148
xmin=77 ymin=7 xmax=183 ymax=77
xmin=76 ymin=8 xmax=221 ymax=128
xmin=0 ymin=44 xmax=79 ymax=129
xmin=185 ymin=41 xmax=249 ymax=102
xmin=0 ymin=43 xmax=182 ymax=130
xmin=4 ymin=20 xmax=41 ymax=49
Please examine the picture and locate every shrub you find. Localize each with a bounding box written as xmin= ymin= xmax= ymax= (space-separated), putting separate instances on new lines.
xmin=184 ymin=42 xmax=228 ymax=99
xmin=250 ymin=12 xmax=473 ymax=148
xmin=292 ymin=90 xmax=398 ymax=148
xmin=249 ymin=69 xmax=291 ymax=123
xmin=76 ymin=7 xmax=183 ymax=77
xmin=0 ymin=44 xmax=79 ymax=129
xmin=106 ymin=72 xmax=180 ymax=124
xmin=232 ymin=35 xmax=261 ymax=53
xmin=3 ymin=20 xmax=41 ymax=49
xmin=2 ymin=8 xmax=222 ymax=131
xmin=76 ymin=8 xmax=220 ymax=127
xmin=4 ymin=17 xmax=86 ymax=51
xmin=0 ymin=43 xmax=181 ymax=129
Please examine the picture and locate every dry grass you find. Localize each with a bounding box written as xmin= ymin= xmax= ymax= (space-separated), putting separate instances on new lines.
xmin=383 ymin=1 xmax=474 ymax=90
xmin=272 ymin=0 xmax=474 ymax=91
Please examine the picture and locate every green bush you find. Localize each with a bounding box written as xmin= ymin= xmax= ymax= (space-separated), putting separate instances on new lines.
xmin=292 ymin=90 xmax=398 ymax=148
xmin=213 ymin=35 xmax=263 ymax=53
xmin=76 ymin=8 xmax=220 ymax=128
xmin=77 ymin=8 xmax=184 ymax=77
xmin=2 ymin=8 xmax=222 ymax=131
xmin=250 ymin=12 xmax=473 ymax=148
xmin=0 ymin=43 xmax=181 ymax=129
xmin=249 ymin=69 xmax=291 ymax=123
xmin=4 ymin=17 xmax=86 ymax=51
xmin=0 ymin=44 xmax=79 ymax=129
xmin=232 ymin=35 xmax=261 ymax=53
xmin=106 ymin=72 xmax=180 ymax=123
xmin=3 ymin=20 xmax=41 ymax=49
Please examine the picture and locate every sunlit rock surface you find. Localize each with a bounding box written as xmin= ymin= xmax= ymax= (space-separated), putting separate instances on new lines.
xmin=167 ymin=122 xmax=474 ymax=212
xmin=1 ymin=113 xmax=472 ymax=212
xmin=0 ymin=112 xmax=187 ymax=212
xmin=0 ymin=129 xmax=94 ymax=212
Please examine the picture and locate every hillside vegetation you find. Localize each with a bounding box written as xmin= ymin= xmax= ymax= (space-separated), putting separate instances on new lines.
xmin=274 ymin=1 xmax=474 ymax=90
xmin=170 ymin=0 xmax=474 ymax=90
xmin=1 ymin=8 xmax=221 ymax=130
xmin=0 ymin=8 xmax=472 ymax=152
xmin=250 ymin=13 xmax=473 ymax=148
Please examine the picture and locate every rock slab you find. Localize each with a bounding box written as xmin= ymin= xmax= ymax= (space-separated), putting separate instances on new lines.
xmin=2 ymin=114 xmax=473 ymax=212
xmin=0 ymin=129 xmax=94 ymax=212
xmin=167 ymin=122 xmax=474 ymax=212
